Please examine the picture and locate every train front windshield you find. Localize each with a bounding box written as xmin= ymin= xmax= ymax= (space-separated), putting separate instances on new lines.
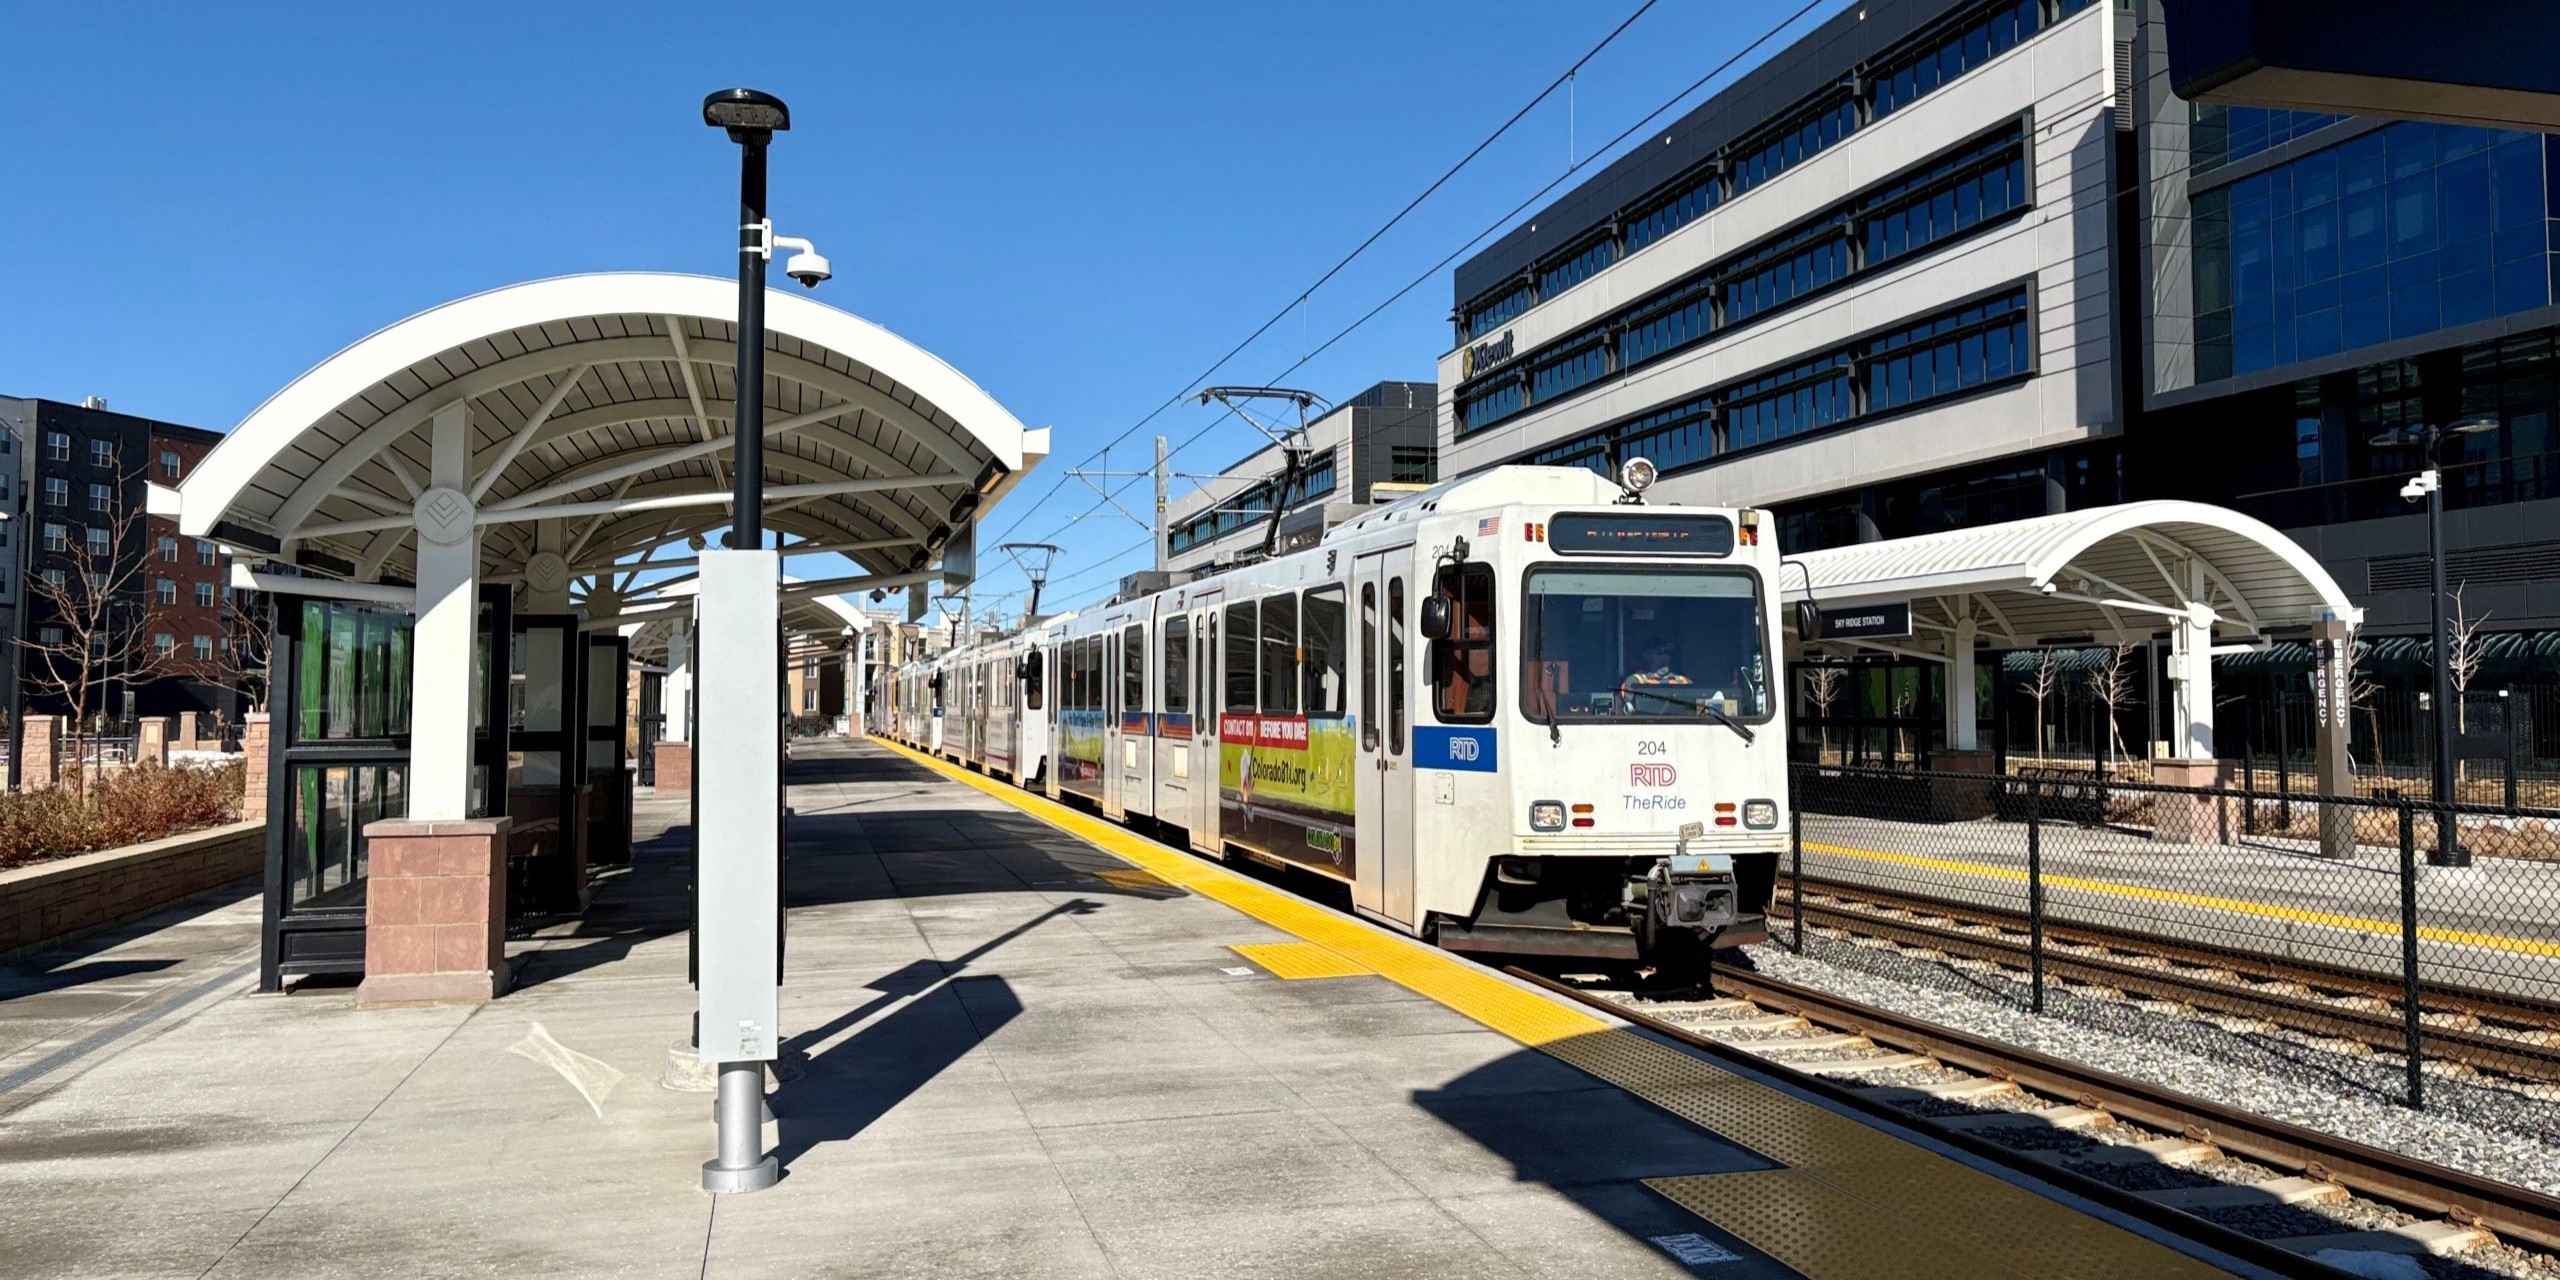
xmin=1524 ymin=568 xmax=1771 ymax=722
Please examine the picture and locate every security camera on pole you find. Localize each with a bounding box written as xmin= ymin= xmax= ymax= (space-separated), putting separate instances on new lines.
xmin=695 ymin=86 xmax=833 ymax=1196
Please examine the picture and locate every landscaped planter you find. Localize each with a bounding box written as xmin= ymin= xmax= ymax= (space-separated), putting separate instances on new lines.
xmin=0 ymin=820 xmax=264 ymax=959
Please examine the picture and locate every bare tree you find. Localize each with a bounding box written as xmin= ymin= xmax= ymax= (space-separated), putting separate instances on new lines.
xmin=218 ymin=589 xmax=273 ymax=716
xmin=2025 ymin=649 xmax=2064 ymax=764
xmin=2445 ymin=583 xmax=2490 ymax=788
xmin=17 ymin=463 xmax=179 ymax=791
xmin=2085 ymin=642 xmax=2137 ymax=771
xmin=1802 ymin=665 xmax=1843 ymax=763
xmin=2340 ymin=624 xmax=2383 ymax=774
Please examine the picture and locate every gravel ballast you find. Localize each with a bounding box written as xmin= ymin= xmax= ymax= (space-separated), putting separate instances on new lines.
xmin=1738 ymin=935 xmax=2560 ymax=1198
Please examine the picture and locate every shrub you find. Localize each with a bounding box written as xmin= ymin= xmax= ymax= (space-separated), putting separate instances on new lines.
xmin=0 ymin=760 xmax=247 ymax=870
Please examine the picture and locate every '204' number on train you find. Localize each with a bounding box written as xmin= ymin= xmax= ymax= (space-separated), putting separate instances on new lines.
xmin=1636 ymin=740 xmax=1669 ymax=757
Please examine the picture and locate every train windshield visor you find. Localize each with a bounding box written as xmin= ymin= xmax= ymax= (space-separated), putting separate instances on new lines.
xmin=1524 ymin=568 xmax=1771 ymax=723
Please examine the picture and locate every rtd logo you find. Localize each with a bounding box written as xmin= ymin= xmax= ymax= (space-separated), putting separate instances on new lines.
xmin=1629 ymin=762 xmax=1678 ymax=787
xmin=1448 ymin=737 xmax=1481 ymax=762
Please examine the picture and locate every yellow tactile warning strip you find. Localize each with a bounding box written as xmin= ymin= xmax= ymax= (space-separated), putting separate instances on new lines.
xmin=1810 ymin=838 xmax=2560 ymax=959
xmin=1230 ymin=941 xmax=1374 ymax=980
xmin=1093 ymin=867 xmax=1173 ymax=893
xmin=873 ymin=740 xmax=2237 ymax=1278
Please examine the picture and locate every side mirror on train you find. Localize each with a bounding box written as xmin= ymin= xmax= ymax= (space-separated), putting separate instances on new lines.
xmin=1794 ymin=599 xmax=1825 ymax=642
xmin=1419 ymin=596 xmax=1453 ymax=641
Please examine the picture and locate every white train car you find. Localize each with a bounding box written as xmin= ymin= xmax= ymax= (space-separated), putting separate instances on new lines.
xmin=891 ymin=464 xmax=1791 ymax=967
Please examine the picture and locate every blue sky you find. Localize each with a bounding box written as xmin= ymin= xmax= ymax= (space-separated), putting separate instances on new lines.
xmin=0 ymin=0 xmax=1842 ymax=617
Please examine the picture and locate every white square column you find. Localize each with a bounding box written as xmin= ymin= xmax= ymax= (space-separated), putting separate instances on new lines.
xmin=409 ymin=400 xmax=481 ymax=821
xmin=696 ymin=549 xmax=781 ymax=1064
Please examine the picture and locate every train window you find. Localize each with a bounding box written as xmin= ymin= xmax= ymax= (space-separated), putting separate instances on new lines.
xmin=1431 ymin=563 xmax=1496 ymax=723
xmin=1388 ymin=577 xmax=1407 ymax=753
xmin=1261 ymin=593 xmax=1299 ymax=714
xmin=1359 ymin=582 xmax=1378 ymax=749
xmin=1084 ymin=637 xmax=1103 ymax=712
xmin=1025 ymin=649 xmax=1044 ymax=711
xmin=1164 ymin=618 xmax=1190 ymax=715
xmin=1223 ymin=601 xmax=1257 ymax=712
xmin=1122 ymin=625 xmax=1145 ymax=709
xmin=1303 ymin=586 xmax=1346 ymax=718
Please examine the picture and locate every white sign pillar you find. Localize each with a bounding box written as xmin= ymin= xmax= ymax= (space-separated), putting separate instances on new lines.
xmin=409 ymin=400 xmax=480 ymax=820
xmin=695 ymin=548 xmax=781 ymax=1191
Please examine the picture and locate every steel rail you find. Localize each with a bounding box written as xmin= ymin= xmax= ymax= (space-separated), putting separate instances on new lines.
xmin=1776 ymin=877 xmax=2560 ymax=1081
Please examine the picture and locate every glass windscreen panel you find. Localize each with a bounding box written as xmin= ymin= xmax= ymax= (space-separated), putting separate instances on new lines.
xmin=1525 ymin=570 xmax=1770 ymax=721
xmin=285 ymin=762 xmax=406 ymax=910
xmin=293 ymin=599 xmax=415 ymax=744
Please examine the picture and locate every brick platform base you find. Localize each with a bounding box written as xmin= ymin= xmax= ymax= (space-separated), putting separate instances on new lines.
xmin=653 ymin=741 xmax=692 ymax=795
xmin=358 ymin=817 xmax=512 ymax=1005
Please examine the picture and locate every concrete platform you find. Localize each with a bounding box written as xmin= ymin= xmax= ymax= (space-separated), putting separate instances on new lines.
xmin=0 ymin=740 xmax=2279 ymax=1278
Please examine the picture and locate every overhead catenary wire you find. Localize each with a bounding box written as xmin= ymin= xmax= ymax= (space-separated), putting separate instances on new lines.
xmin=1001 ymin=0 xmax=1837 ymax=585
xmin=976 ymin=0 xmax=1672 ymax=554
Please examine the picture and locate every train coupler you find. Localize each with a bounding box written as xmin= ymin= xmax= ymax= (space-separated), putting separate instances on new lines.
xmin=1640 ymin=853 xmax=1739 ymax=943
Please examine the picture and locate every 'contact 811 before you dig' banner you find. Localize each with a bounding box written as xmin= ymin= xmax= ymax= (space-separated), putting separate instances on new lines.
xmin=1218 ymin=714 xmax=1311 ymax=747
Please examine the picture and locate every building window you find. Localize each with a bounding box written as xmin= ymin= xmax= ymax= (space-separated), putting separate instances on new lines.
xmin=1450 ymin=0 xmax=2067 ymax=341
xmin=160 ymin=450 xmax=181 ymax=480
xmin=88 ymin=482 xmax=111 ymax=511
xmin=45 ymin=478 xmax=67 ymax=507
xmin=1388 ymin=445 xmax=1437 ymax=485
xmin=1453 ymin=121 xmax=2028 ymax=437
xmin=2191 ymin=103 xmax=2348 ymax=177
xmin=91 ymin=439 xmax=113 ymax=468
xmin=154 ymin=634 xmax=176 ymax=659
xmin=193 ymin=635 xmax=214 ymax=662
xmin=38 ymin=625 xmax=63 ymax=646
xmin=86 ymin=527 xmax=110 ymax=557
xmin=158 ymin=535 xmax=178 ymax=561
xmin=42 ymin=568 xmax=64 ymax=590
xmin=196 ymin=539 xmax=217 ymax=565
xmin=42 ymin=522 xmax=66 ymax=552
xmin=801 ymin=686 xmax=817 ymax=712
xmin=2192 ymin=122 xmax=2552 ymax=382
xmin=195 ymin=582 xmax=216 ymax=608
xmin=46 ymin=432 xmax=69 ymax=462
xmin=155 ymin=578 xmax=176 ymax=605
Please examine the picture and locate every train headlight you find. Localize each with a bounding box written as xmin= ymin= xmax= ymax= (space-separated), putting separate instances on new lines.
xmin=1618 ymin=456 xmax=1658 ymax=497
xmin=1743 ymin=799 xmax=1779 ymax=829
xmin=1529 ymin=800 xmax=1566 ymax=832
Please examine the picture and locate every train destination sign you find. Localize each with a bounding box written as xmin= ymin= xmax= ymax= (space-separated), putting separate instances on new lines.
xmin=1815 ymin=601 xmax=1912 ymax=640
xmin=1548 ymin=513 xmax=1735 ymax=557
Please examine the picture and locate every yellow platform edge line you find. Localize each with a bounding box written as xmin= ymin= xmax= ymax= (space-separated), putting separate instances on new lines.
xmin=1808 ymin=839 xmax=2560 ymax=959
xmin=872 ymin=739 xmax=2234 ymax=1277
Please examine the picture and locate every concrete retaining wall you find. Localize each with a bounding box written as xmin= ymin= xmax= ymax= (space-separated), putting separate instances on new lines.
xmin=0 ymin=820 xmax=265 ymax=960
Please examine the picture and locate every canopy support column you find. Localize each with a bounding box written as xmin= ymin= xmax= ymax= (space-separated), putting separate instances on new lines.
xmin=411 ymin=401 xmax=483 ymax=821
xmin=1945 ymin=615 xmax=1979 ymax=752
xmin=2168 ymin=560 xmax=2217 ymax=761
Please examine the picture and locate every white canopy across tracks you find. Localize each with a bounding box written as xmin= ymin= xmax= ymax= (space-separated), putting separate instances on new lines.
xmin=1779 ymin=500 xmax=2361 ymax=759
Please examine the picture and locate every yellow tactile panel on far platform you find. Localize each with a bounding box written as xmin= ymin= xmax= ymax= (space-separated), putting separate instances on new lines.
xmin=873 ymin=740 xmax=2237 ymax=1279
xmin=1230 ymin=941 xmax=1374 ymax=980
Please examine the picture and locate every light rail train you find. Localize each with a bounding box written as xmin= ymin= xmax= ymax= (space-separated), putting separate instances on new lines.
xmin=869 ymin=464 xmax=1792 ymax=969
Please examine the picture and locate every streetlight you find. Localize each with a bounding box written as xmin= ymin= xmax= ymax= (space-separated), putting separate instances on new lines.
xmin=2369 ymin=413 xmax=2498 ymax=866
xmin=696 ymin=85 xmax=830 ymax=1199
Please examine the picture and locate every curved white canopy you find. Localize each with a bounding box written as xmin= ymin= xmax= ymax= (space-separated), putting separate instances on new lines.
xmin=1783 ymin=500 xmax=2359 ymax=646
xmin=179 ymin=272 xmax=1049 ymax=587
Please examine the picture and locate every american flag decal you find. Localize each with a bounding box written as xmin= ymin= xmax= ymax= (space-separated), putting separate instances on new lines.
xmin=1477 ymin=516 xmax=1501 ymax=538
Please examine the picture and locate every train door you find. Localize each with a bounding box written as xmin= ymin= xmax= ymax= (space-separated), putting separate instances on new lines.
xmin=1101 ymin=627 xmax=1124 ymax=818
xmin=1118 ymin=620 xmax=1152 ymax=820
xmin=1353 ymin=551 xmax=1415 ymax=922
xmin=1042 ymin=640 xmax=1063 ymax=799
xmin=1155 ymin=609 xmax=1192 ymax=834
xmin=1191 ymin=593 xmax=1222 ymax=852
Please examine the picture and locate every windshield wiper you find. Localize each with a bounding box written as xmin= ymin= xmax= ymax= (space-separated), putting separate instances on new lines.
xmin=1622 ymin=686 xmax=1757 ymax=744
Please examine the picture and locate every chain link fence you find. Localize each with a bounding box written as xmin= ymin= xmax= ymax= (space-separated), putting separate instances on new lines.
xmin=1781 ymin=763 xmax=2560 ymax=1108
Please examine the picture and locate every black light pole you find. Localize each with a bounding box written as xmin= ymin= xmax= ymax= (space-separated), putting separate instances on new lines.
xmin=704 ymin=88 xmax=790 ymax=551
xmin=2373 ymin=415 xmax=2497 ymax=867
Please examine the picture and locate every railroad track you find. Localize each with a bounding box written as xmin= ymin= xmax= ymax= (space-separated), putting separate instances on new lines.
xmin=1518 ymin=964 xmax=2560 ymax=1278
xmin=1770 ymin=877 xmax=2560 ymax=1087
